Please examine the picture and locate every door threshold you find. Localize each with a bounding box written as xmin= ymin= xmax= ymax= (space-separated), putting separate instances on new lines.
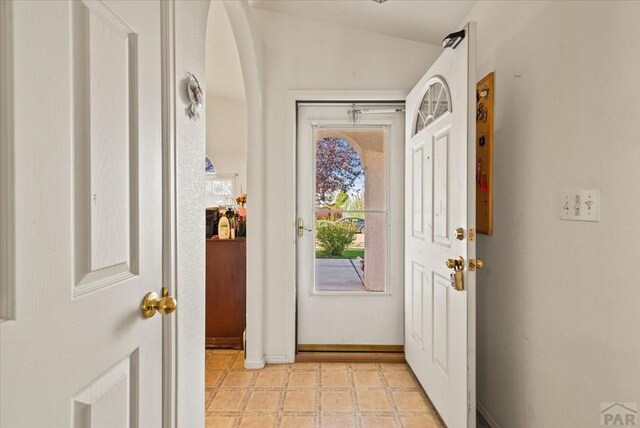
xmin=295 ymin=351 xmax=405 ymax=364
xmin=297 ymin=344 xmax=403 ymax=353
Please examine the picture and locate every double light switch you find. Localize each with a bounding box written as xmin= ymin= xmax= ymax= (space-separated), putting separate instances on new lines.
xmin=560 ymin=189 xmax=600 ymax=222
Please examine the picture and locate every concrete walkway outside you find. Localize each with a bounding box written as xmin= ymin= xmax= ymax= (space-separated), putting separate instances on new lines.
xmin=315 ymin=258 xmax=365 ymax=292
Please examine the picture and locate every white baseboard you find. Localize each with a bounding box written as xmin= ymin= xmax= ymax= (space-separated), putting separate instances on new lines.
xmin=265 ymin=355 xmax=291 ymax=364
xmin=244 ymin=358 xmax=266 ymax=370
xmin=477 ymin=400 xmax=500 ymax=428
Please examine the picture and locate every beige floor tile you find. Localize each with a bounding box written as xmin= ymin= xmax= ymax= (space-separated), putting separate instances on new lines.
xmin=280 ymin=414 xmax=316 ymax=428
xmin=353 ymin=371 xmax=383 ymax=388
xmin=205 ymin=369 xmax=225 ymax=388
xmin=321 ymin=370 xmax=349 ymax=388
xmin=208 ymin=355 xmax=235 ymax=369
xmin=350 ymin=363 xmax=379 ymax=370
xmin=322 ymin=414 xmax=356 ymax=428
xmin=361 ymin=415 xmax=396 ymax=428
xmin=391 ymin=391 xmax=431 ymax=412
xmin=255 ymin=371 xmax=286 ymax=388
xmin=244 ymin=390 xmax=282 ymax=412
xmin=356 ymin=389 xmax=391 ymax=411
xmin=380 ymin=363 xmax=409 ymax=371
xmin=208 ymin=389 xmax=246 ymax=412
xmin=205 ymin=415 xmax=236 ymax=428
xmin=204 ymin=350 xmax=442 ymax=427
xmin=321 ymin=390 xmax=354 ymax=412
xmin=231 ymin=354 xmax=246 ymax=370
xmin=239 ymin=414 xmax=276 ymax=428
xmin=322 ymin=362 xmax=349 ymax=370
xmin=283 ymin=389 xmax=317 ymax=412
xmin=207 ymin=349 xmax=240 ymax=358
xmin=221 ymin=371 xmax=255 ymax=388
xmin=383 ymin=370 xmax=420 ymax=389
xmin=400 ymin=414 xmax=443 ymax=428
xmin=291 ymin=362 xmax=319 ymax=370
xmin=288 ymin=371 xmax=318 ymax=388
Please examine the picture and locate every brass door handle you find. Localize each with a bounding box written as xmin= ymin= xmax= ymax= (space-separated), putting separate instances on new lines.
xmin=297 ymin=218 xmax=312 ymax=238
xmin=445 ymin=257 xmax=465 ymax=270
xmin=141 ymin=287 xmax=177 ymax=318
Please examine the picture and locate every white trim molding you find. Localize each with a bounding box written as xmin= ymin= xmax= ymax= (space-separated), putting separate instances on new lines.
xmin=0 ymin=0 xmax=15 ymax=322
xmin=219 ymin=0 xmax=266 ymax=369
xmin=244 ymin=358 xmax=267 ymax=370
xmin=478 ymin=400 xmax=501 ymax=428
xmin=160 ymin=1 xmax=177 ymax=427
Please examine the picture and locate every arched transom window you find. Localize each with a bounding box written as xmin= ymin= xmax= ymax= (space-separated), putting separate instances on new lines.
xmin=413 ymin=77 xmax=451 ymax=136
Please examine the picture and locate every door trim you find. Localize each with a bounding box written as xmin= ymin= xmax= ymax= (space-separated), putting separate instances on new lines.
xmin=0 ymin=0 xmax=15 ymax=322
xmin=160 ymin=1 xmax=177 ymax=427
xmin=297 ymin=344 xmax=404 ymax=353
xmin=285 ymin=90 xmax=409 ymax=364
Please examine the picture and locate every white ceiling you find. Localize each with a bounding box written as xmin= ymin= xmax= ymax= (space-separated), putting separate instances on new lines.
xmin=206 ymin=3 xmax=246 ymax=101
xmin=250 ymin=0 xmax=476 ymax=45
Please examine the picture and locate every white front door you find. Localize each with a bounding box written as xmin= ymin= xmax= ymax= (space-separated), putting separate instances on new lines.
xmin=0 ymin=1 xmax=166 ymax=426
xmin=404 ymin=24 xmax=477 ymax=427
xmin=296 ymin=103 xmax=405 ymax=347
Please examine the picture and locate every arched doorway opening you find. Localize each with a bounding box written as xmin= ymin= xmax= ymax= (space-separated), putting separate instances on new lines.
xmin=204 ymin=0 xmax=266 ymax=373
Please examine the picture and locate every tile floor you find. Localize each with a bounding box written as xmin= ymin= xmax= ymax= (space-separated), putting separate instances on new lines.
xmin=205 ymin=349 xmax=445 ymax=428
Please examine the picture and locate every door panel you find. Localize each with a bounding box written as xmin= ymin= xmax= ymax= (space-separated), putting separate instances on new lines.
xmin=405 ymin=23 xmax=476 ymax=428
xmin=0 ymin=1 xmax=164 ymax=426
xmin=296 ymin=103 xmax=405 ymax=346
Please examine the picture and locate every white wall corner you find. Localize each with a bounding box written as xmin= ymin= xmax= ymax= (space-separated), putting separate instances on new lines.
xmin=265 ymin=355 xmax=293 ymax=365
xmin=244 ymin=357 xmax=267 ymax=370
xmin=477 ymin=400 xmax=501 ymax=428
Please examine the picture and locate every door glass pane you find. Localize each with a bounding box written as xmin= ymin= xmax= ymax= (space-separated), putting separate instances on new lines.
xmin=414 ymin=77 xmax=451 ymax=136
xmin=315 ymin=211 xmax=387 ymax=293
xmin=313 ymin=129 xmax=389 ymax=293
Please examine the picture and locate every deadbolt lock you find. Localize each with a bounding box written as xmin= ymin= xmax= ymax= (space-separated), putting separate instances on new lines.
xmin=454 ymin=227 xmax=465 ymax=240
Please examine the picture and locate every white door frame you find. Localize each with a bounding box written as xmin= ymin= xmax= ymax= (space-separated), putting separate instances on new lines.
xmin=160 ymin=1 xmax=177 ymax=427
xmin=286 ymin=90 xmax=408 ymax=362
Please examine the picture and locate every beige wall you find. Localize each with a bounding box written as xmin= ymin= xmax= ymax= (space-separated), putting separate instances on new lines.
xmin=206 ymin=95 xmax=248 ymax=193
xmin=462 ymin=2 xmax=640 ymax=426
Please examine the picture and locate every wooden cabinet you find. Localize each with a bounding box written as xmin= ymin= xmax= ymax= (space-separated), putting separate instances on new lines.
xmin=206 ymin=239 xmax=246 ymax=349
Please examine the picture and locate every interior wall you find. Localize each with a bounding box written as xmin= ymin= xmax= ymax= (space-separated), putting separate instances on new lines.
xmin=461 ymin=2 xmax=640 ymax=426
xmin=174 ymin=0 xmax=209 ymax=426
xmin=253 ymin=9 xmax=443 ymax=360
xmin=206 ymin=96 xmax=248 ymax=193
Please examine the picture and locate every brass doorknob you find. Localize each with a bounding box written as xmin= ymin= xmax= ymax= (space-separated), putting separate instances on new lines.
xmin=446 ymin=257 xmax=465 ymax=270
xmin=141 ymin=287 xmax=177 ymax=318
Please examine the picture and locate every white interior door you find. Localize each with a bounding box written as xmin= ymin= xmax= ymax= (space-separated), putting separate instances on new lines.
xmin=404 ymin=24 xmax=477 ymax=427
xmin=296 ymin=103 xmax=405 ymax=347
xmin=0 ymin=1 xmax=166 ymax=426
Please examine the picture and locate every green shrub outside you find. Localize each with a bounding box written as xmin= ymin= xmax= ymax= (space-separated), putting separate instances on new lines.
xmin=315 ymin=221 xmax=356 ymax=257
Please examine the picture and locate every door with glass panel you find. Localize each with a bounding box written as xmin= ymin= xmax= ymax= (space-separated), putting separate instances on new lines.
xmin=405 ymin=23 xmax=477 ymax=428
xmin=296 ymin=103 xmax=404 ymax=348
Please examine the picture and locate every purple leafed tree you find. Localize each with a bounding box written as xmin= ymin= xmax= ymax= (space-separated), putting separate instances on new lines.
xmin=315 ymin=137 xmax=363 ymax=205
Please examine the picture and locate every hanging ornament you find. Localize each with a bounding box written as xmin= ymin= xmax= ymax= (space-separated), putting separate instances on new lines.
xmin=186 ymin=72 xmax=203 ymax=120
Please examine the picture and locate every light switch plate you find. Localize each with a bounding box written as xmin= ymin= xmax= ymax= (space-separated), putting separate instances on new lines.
xmin=560 ymin=189 xmax=600 ymax=222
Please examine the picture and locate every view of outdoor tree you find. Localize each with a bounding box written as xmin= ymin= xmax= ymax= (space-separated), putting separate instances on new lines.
xmin=315 ymin=137 xmax=364 ymax=205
